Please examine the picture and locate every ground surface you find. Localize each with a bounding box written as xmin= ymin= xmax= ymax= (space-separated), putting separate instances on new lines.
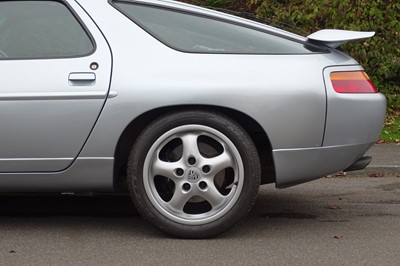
xmin=0 ymin=176 xmax=399 ymax=266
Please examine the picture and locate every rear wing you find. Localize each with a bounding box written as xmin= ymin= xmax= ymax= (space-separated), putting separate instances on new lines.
xmin=307 ymin=29 xmax=375 ymax=48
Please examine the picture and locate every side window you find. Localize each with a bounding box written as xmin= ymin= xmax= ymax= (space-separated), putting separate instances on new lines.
xmin=0 ymin=1 xmax=94 ymax=59
xmin=114 ymin=2 xmax=322 ymax=54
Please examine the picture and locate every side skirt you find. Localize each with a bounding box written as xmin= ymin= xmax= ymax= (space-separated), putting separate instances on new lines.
xmin=0 ymin=157 xmax=114 ymax=192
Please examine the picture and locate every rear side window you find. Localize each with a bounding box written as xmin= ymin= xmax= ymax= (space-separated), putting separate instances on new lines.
xmin=114 ymin=2 xmax=320 ymax=54
xmin=0 ymin=1 xmax=93 ymax=59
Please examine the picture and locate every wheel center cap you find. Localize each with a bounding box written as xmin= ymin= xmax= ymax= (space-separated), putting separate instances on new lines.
xmin=187 ymin=169 xmax=200 ymax=183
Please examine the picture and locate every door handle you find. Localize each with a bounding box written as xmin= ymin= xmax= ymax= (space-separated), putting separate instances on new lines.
xmin=68 ymin=72 xmax=96 ymax=86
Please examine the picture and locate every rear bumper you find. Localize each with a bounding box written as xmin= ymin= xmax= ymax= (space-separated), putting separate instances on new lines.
xmin=271 ymin=65 xmax=386 ymax=188
xmin=273 ymin=142 xmax=374 ymax=188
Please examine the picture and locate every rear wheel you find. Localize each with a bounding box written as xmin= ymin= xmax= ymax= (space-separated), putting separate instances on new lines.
xmin=128 ymin=110 xmax=260 ymax=238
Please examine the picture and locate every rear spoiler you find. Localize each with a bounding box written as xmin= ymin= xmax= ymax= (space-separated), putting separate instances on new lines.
xmin=307 ymin=29 xmax=375 ymax=48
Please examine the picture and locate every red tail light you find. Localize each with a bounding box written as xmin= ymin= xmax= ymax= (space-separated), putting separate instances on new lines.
xmin=330 ymin=71 xmax=378 ymax=93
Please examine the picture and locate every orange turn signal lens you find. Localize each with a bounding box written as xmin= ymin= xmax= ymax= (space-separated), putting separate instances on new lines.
xmin=330 ymin=71 xmax=378 ymax=93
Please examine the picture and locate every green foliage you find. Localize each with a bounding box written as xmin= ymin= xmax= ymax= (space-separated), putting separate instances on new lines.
xmin=205 ymin=0 xmax=225 ymax=7
xmin=181 ymin=0 xmax=253 ymax=11
xmin=252 ymin=0 xmax=400 ymax=110
xmin=381 ymin=111 xmax=400 ymax=142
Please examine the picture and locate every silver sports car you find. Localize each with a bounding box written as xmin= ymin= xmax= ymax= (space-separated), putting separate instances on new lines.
xmin=0 ymin=0 xmax=386 ymax=238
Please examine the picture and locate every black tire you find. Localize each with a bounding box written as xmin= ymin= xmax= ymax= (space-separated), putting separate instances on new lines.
xmin=127 ymin=110 xmax=261 ymax=238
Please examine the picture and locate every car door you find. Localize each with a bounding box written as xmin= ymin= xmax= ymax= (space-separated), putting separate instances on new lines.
xmin=0 ymin=0 xmax=112 ymax=172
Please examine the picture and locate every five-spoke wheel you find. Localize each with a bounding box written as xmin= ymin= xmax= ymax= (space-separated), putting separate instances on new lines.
xmin=128 ymin=110 xmax=260 ymax=238
xmin=144 ymin=125 xmax=243 ymax=225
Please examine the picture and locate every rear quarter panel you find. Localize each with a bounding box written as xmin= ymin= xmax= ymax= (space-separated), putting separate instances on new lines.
xmin=77 ymin=0 xmax=358 ymax=159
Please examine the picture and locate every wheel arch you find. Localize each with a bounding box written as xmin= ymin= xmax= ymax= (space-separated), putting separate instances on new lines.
xmin=113 ymin=105 xmax=275 ymax=191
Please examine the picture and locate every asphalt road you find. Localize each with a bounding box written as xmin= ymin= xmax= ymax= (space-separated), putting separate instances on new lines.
xmin=0 ymin=176 xmax=399 ymax=266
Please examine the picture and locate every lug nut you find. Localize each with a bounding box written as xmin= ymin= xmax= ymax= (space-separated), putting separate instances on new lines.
xmin=182 ymin=183 xmax=191 ymax=191
xmin=202 ymin=165 xmax=211 ymax=174
xmin=175 ymin=168 xmax=184 ymax=176
xmin=188 ymin=156 xmax=196 ymax=166
xmin=199 ymin=181 xmax=207 ymax=190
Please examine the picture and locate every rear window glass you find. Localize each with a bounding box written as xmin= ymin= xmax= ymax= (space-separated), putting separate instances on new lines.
xmin=114 ymin=2 xmax=322 ymax=54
